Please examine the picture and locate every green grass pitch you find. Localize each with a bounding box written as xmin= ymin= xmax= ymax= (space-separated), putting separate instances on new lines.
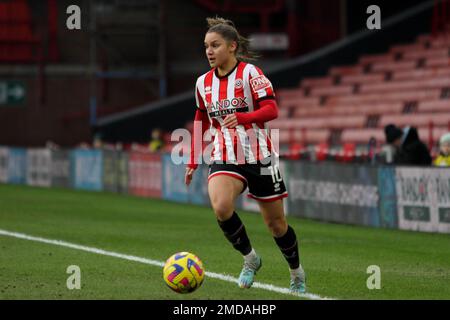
xmin=0 ymin=183 xmax=449 ymax=299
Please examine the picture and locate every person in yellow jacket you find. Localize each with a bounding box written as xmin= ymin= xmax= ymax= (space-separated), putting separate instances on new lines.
xmin=149 ymin=128 xmax=164 ymax=152
xmin=434 ymin=132 xmax=450 ymax=167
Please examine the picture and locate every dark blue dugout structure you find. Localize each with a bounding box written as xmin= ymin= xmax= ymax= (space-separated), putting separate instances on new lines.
xmin=1 ymin=146 xmax=449 ymax=234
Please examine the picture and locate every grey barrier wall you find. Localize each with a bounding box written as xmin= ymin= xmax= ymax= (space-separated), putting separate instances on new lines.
xmin=103 ymin=149 xmax=128 ymax=194
xmin=285 ymin=161 xmax=381 ymax=228
xmin=50 ymin=149 xmax=71 ymax=188
xmin=118 ymin=152 xmax=129 ymax=194
xmin=0 ymin=147 xmax=7 ymax=183
xmin=27 ymin=149 xmax=51 ymax=187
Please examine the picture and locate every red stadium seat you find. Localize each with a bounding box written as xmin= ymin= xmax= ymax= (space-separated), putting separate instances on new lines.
xmin=276 ymin=88 xmax=304 ymax=100
xmin=0 ymin=1 xmax=31 ymax=23
xmin=310 ymin=85 xmax=354 ymax=97
xmin=271 ymin=115 xmax=366 ymax=130
xmin=278 ymin=96 xmax=321 ymax=109
xmin=359 ymin=53 xmax=395 ymax=64
xmin=341 ymin=129 xmax=385 ymax=144
xmin=379 ymin=112 xmax=450 ymax=127
xmin=329 ymin=65 xmax=364 ymax=76
xmin=315 ymin=142 xmax=329 ymax=161
xmin=359 ymin=103 xmax=404 ymax=114
xmin=301 ymin=76 xmax=334 ymax=87
xmin=293 ymin=106 xmax=331 ymax=117
xmin=389 ymin=43 xmax=426 ymax=55
xmin=278 ymin=108 xmax=290 ymax=118
xmin=392 ymin=67 xmax=450 ymax=81
xmin=274 ymin=27 xmax=450 ymax=153
xmin=0 ymin=4 xmax=7 ymax=22
xmin=292 ymin=103 xmax=400 ymax=118
xmin=425 ymin=56 xmax=450 ymax=68
xmin=371 ymin=60 xmax=417 ymax=73
xmin=341 ymin=127 xmax=450 ymax=145
xmin=14 ymin=1 xmax=31 ymax=23
xmin=277 ymin=129 xmax=330 ymax=144
xmin=327 ymin=89 xmax=441 ymax=105
xmin=417 ymin=100 xmax=450 ymax=113
xmin=286 ymin=142 xmax=306 ymax=160
xmin=313 ymin=103 xmax=403 ymax=116
xmin=415 ymin=33 xmax=450 ymax=49
xmin=418 ymin=127 xmax=450 ymax=144
xmin=426 ymin=36 xmax=450 ymax=49
xmin=0 ymin=0 xmax=38 ymax=63
xmin=340 ymin=73 xmax=385 ymax=85
xmin=359 ymin=76 xmax=450 ymax=94
xmin=402 ymin=48 xmax=448 ymax=61
xmin=8 ymin=24 xmax=34 ymax=42
xmin=340 ymin=142 xmax=356 ymax=163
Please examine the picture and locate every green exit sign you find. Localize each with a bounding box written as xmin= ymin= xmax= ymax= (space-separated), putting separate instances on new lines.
xmin=0 ymin=81 xmax=26 ymax=106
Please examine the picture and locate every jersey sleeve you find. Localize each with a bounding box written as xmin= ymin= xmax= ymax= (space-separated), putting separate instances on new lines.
xmin=248 ymin=65 xmax=276 ymax=102
xmin=195 ymin=78 xmax=207 ymax=112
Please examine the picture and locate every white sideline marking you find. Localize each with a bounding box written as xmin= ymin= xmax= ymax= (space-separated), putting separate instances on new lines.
xmin=0 ymin=229 xmax=335 ymax=300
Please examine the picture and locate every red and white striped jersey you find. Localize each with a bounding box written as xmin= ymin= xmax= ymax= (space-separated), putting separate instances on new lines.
xmin=195 ymin=61 xmax=277 ymax=164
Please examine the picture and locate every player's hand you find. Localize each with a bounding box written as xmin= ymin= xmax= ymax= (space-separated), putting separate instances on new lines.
xmin=185 ymin=167 xmax=195 ymax=186
xmin=223 ymin=114 xmax=238 ymax=128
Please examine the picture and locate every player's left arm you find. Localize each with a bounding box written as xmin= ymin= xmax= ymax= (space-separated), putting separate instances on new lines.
xmin=223 ymin=68 xmax=279 ymax=129
xmin=223 ymin=99 xmax=278 ymax=128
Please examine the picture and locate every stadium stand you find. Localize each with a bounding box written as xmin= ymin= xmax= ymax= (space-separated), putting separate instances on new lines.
xmin=0 ymin=0 xmax=41 ymax=63
xmin=273 ymin=28 xmax=450 ymax=161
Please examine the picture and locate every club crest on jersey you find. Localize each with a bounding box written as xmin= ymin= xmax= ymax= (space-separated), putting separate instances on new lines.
xmin=250 ymin=75 xmax=271 ymax=92
xmin=234 ymin=79 xmax=243 ymax=89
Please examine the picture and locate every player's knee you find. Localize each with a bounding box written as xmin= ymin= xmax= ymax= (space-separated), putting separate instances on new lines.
xmin=211 ymin=199 xmax=234 ymax=220
xmin=266 ymin=217 xmax=287 ymax=237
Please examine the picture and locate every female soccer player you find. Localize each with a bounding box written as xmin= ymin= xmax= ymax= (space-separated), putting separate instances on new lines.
xmin=184 ymin=17 xmax=306 ymax=294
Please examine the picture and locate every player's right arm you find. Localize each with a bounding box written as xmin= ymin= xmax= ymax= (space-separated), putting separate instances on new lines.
xmin=185 ymin=109 xmax=209 ymax=185
xmin=185 ymin=80 xmax=209 ymax=186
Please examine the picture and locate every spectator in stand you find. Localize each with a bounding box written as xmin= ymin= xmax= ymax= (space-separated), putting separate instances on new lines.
xmin=384 ymin=124 xmax=432 ymax=166
xmin=78 ymin=142 xmax=91 ymax=149
xmin=434 ymin=132 xmax=450 ymax=167
xmin=368 ymin=136 xmax=377 ymax=164
xmin=149 ymin=128 xmax=164 ymax=152
xmin=93 ymin=133 xmax=103 ymax=149
xmin=115 ymin=142 xmax=123 ymax=151
xmin=45 ymin=140 xmax=59 ymax=150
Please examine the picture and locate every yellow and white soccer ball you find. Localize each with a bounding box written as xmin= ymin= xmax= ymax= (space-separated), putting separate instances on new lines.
xmin=163 ymin=252 xmax=205 ymax=293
